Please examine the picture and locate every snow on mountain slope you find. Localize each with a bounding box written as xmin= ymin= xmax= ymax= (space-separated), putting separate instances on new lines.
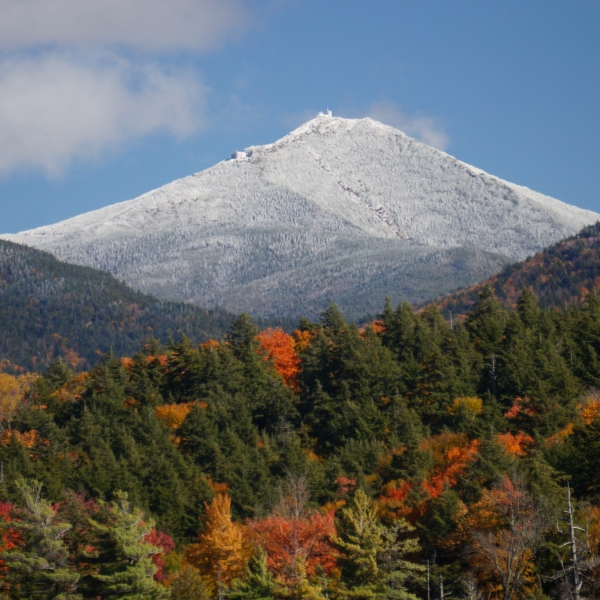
xmin=2 ymin=115 xmax=597 ymax=319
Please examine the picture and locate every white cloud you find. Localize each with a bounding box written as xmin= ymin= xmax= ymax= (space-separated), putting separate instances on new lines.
xmin=0 ymin=0 xmax=254 ymax=175
xmin=0 ymin=0 xmax=249 ymax=51
xmin=0 ymin=54 xmax=207 ymax=175
xmin=365 ymin=100 xmax=450 ymax=151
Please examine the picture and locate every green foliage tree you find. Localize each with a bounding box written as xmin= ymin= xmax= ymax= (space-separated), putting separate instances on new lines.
xmin=170 ymin=564 xmax=213 ymax=600
xmin=0 ymin=479 xmax=79 ymax=599
xmin=334 ymin=490 xmax=422 ymax=600
xmin=228 ymin=547 xmax=279 ymax=600
xmin=89 ymin=491 xmax=169 ymax=599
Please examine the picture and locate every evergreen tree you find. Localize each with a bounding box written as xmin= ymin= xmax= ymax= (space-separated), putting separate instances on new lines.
xmin=334 ymin=490 xmax=422 ymax=600
xmin=0 ymin=479 xmax=80 ymax=599
xmin=334 ymin=490 xmax=383 ymax=596
xmin=226 ymin=314 xmax=260 ymax=362
xmin=228 ymin=547 xmax=279 ymax=600
xmin=89 ymin=491 xmax=168 ymax=599
xmin=170 ymin=564 xmax=212 ymax=600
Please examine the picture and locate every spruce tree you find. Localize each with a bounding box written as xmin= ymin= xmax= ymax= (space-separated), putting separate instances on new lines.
xmin=226 ymin=313 xmax=260 ymax=362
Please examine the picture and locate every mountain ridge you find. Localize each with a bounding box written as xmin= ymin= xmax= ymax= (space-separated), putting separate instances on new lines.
xmin=426 ymin=220 xmax=600 ymax=318
xmin=0 ymin=239 xmax=237 ymax=372
xmin=3 ymin=115 xmax=597 ymax=319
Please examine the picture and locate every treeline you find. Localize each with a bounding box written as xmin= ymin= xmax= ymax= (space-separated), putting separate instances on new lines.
xmin=432 ymin=220 xmax=600 ymax=318
xmin=2 ymin=289 xmax=600 ymax=597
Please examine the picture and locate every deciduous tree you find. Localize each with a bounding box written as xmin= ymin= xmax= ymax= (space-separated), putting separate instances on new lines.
xmin=184 ymin=493 xmax=248 ymax=600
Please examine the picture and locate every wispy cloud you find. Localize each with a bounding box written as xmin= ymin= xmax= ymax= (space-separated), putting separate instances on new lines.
xmin=0 ymin=54 xmax=206 ymax=175
xmin=0 ymin=0 xmax=249 ymax=52
xmin=0 ymin=0 xmax=252 ymax=176
xmin=365 ymin=100 xmax=449 ymax=151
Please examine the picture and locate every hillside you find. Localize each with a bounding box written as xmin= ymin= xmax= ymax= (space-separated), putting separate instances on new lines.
xmin=0 ymin=239 xmax=236 ymax=371
xmin=430 ymin=221 xmax=600 ymax=318
xmin=3 ymin=115 xmax=597 ymax=320
xmin=3 ymin=296 xmax=600 ymax=598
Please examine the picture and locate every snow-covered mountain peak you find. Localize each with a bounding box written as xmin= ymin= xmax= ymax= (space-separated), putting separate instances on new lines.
xmin=2 ymin=116 xmax=598 ymax=319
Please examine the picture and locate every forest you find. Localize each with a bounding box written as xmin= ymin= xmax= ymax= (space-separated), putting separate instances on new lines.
xmin=2 ymin=287 xmax=600 ymax=599
xmin=0 ymin=239 xmax=295 ymax=373
xmin=433 ymin=221 xmax=600 ymax=319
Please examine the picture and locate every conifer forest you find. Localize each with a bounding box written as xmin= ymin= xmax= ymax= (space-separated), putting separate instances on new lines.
xmin=3 ymin=288 xmax=600 ymax=599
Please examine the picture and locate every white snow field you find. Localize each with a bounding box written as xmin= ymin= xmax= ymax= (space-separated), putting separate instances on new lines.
xmin=3 ymin=115 xmax=598 ymax=319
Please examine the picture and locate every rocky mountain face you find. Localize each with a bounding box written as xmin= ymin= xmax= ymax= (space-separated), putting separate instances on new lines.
xmin=3 ymin=115 xmax=597 ymax=319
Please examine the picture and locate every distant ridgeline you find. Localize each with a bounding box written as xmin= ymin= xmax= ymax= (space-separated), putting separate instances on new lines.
xmin=429 ymin=221 xmax=600 ymax=319
xmin=0 ymin=240 xmax=241 ymax=371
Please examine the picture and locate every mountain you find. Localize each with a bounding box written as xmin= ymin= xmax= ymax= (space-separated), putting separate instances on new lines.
xmin=428 ymin=221 xmax=600 ymax=318
xmin=3 ymin=115 xmax=597 ymax=320
xmin=0 ymin=239 xmax=236 ymax=372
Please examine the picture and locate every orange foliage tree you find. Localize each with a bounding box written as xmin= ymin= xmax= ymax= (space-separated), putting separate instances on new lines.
xmin=377 ymin=480 xmax=417 ymax=523
xmin=579 ymin=392 xmax=600 ymax=425
xmin=0 ymin=429 xmax=44 ymax=449
xmin=446 ymin=476 xmax=547 ymax=600
xmin=496 ymin=432 xmax=535 ymax=456
xmin=248 ymin=473 xmax=339 ymax=585
xmin=256 ymin=328 xmax=301 ymax=389
xmin=184 ymin=494 xmax=248 ymax=599
xmin=420 ymin=433 xmax=480 ymax=498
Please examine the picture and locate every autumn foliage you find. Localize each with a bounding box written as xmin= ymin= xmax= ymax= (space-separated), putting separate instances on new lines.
xmin=421 ymin=433 xmax=480 ymax=498
xmin=249 ymin=510 xmax=338 ymax=583
xmin=256 ymin=328 xmax=301 ymax=388
xmin=155 ymin=402 xmax=195 ymax=429
xmin=496 ymin=432 xmax=535 ymax=456
xmin=184 ymin=494 xmax=248 ymax=590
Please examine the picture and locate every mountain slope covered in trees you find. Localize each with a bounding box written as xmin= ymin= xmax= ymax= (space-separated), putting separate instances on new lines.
xmin=430 ymin=221 xmax=600 ymax=319
xmin=3 ymin=291 xmax=600 ymax=597
xmin=0 ymin=239 xmax=236 ymax=371
xmin=3 ymin=115 xmax=597 ymax=319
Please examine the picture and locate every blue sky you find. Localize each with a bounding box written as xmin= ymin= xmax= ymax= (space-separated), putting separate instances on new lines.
xmin=0 ymin=0 xmax=599 ymax=233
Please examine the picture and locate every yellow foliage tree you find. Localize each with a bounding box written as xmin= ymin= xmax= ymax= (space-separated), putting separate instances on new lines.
xmin=448 ymin=396 xmax=483 ymax=417
xmin=155 ymin=403 xmax=195 ymax=429
xmin=184 ymin=494 xmax=248 ymax=600
xmin=0 ymin=372 xmax=38 ymax=424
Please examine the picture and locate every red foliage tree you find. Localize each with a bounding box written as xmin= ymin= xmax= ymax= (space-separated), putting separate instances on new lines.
xmin=145 ymin=529 xmax=175 ymax=582
xmin=0 ymin=502 xmax=20 ymax=577
xmin=249 ymin=510 xmax=338 ymax=583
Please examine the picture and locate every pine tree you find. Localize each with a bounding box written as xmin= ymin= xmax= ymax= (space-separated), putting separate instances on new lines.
xmin=228 ymin=547 xmax=279 ymax=600
xmin=0 ymin=479 xmax=80 ymax=599
xmin=334 ymin=489 xmax=382 ymax=596
xmin=334 ymin=490 xmax=422 ymax=600
xmin=378 ymin=520 xmax=424 ymax=600
xmin=90 ymin=491 xmax=169 ymax=599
